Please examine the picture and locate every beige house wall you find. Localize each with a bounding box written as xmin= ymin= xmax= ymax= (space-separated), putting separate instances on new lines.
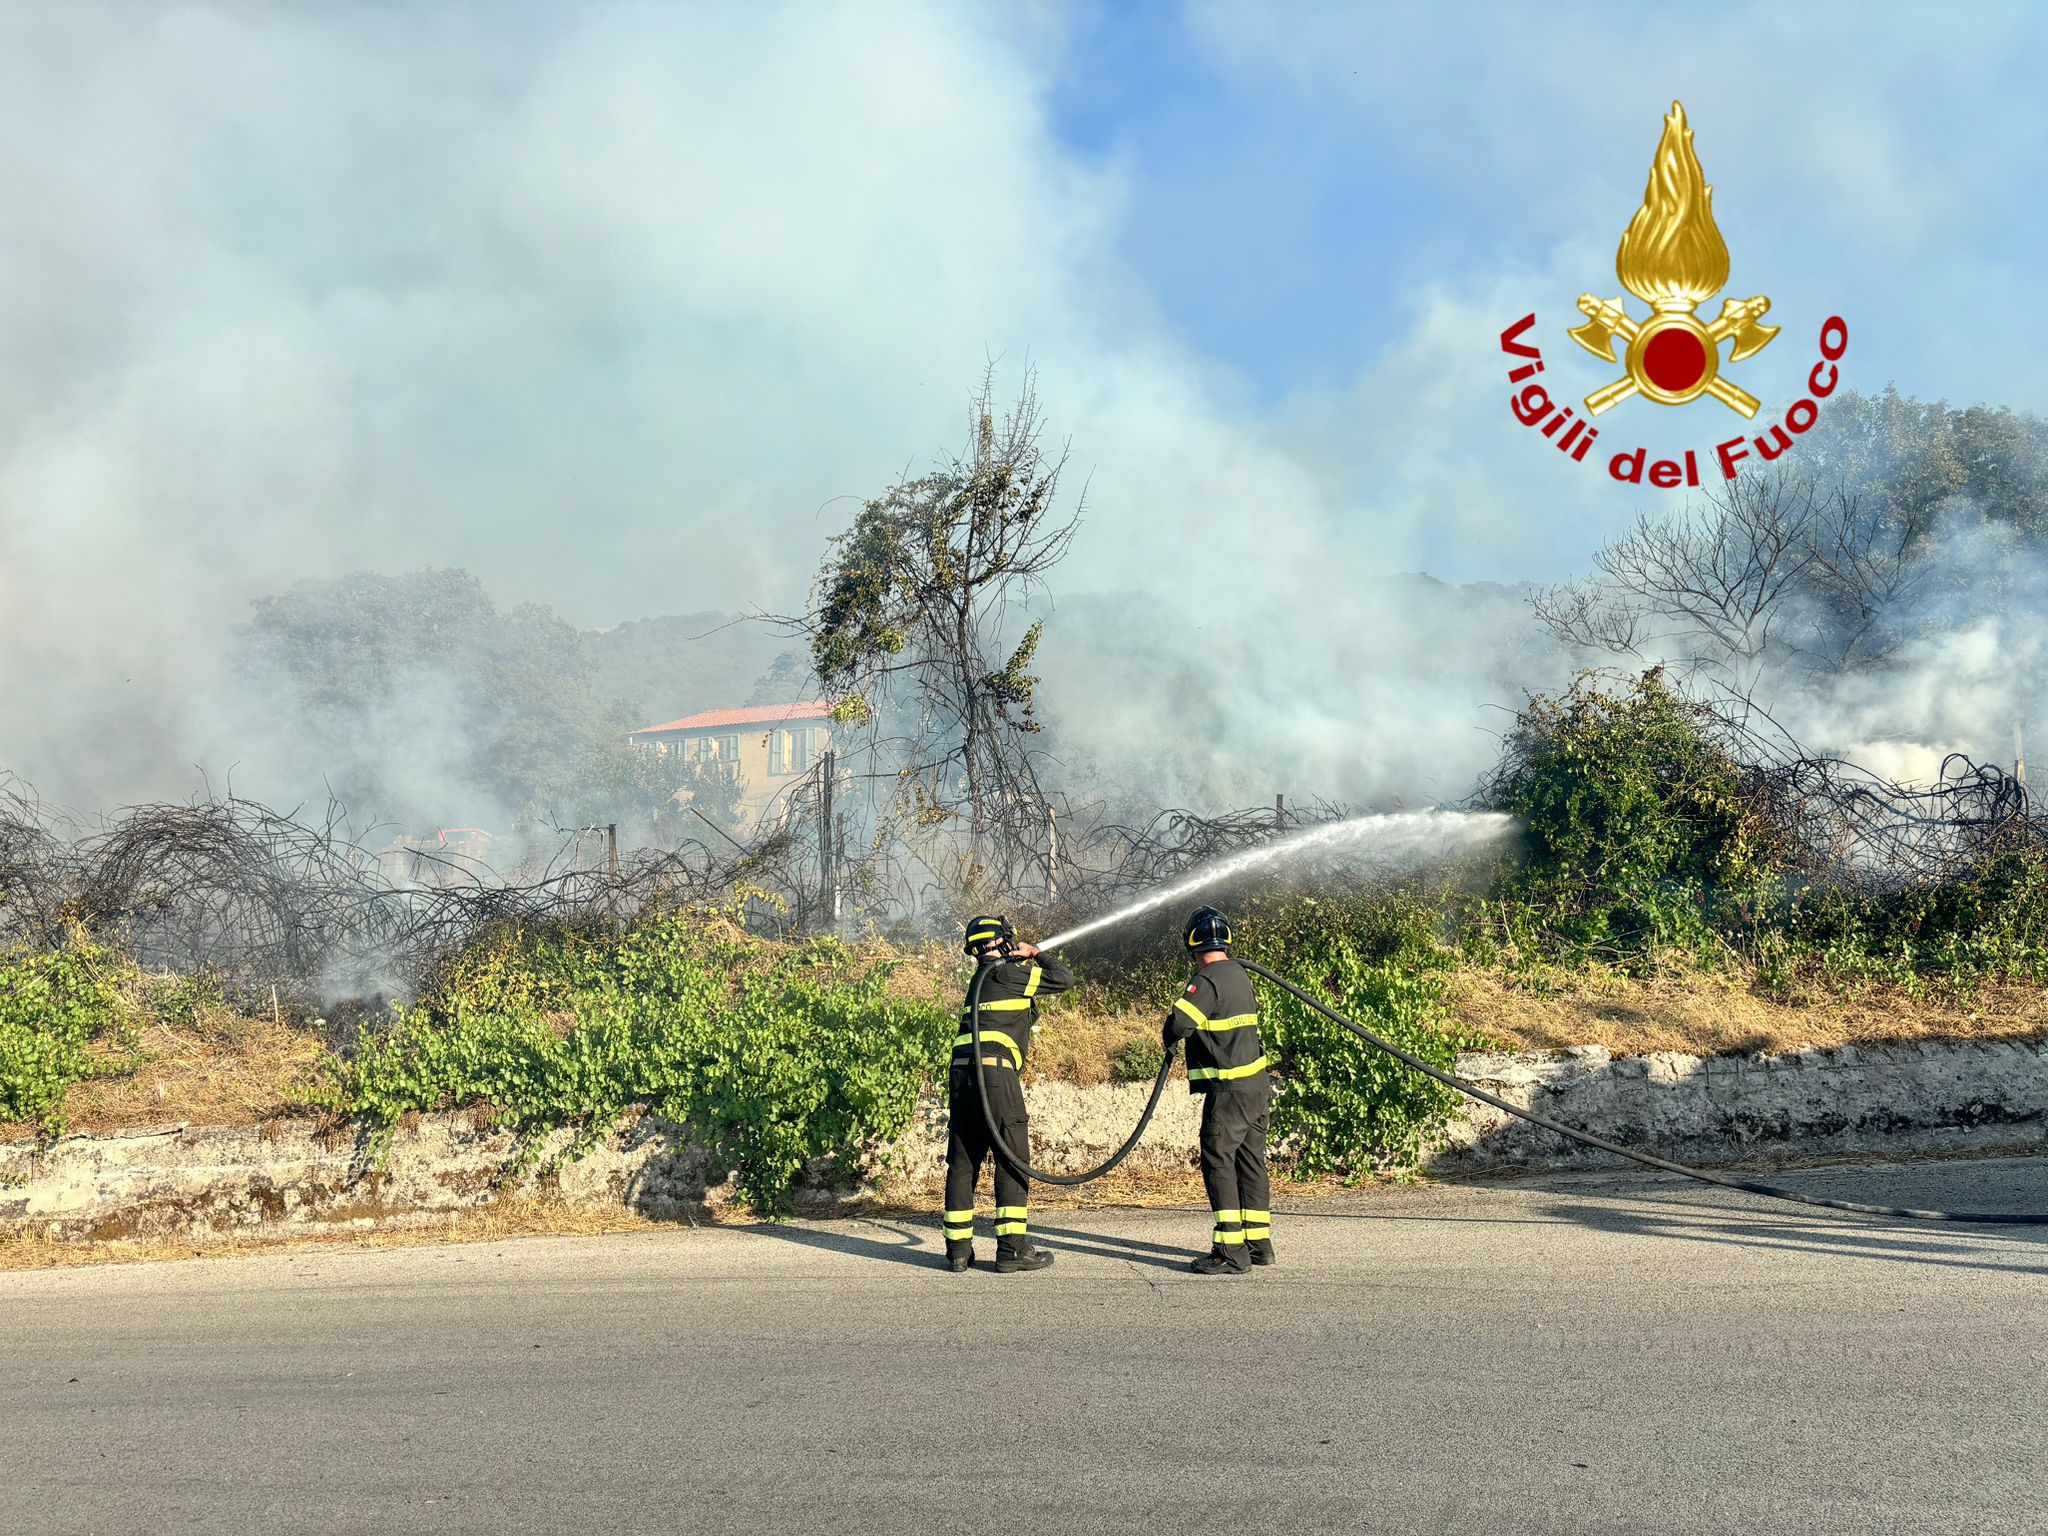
xmin=635 ymin=719 xmax=831 ymax=830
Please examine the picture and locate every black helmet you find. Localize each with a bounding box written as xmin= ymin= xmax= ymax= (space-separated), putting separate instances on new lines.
xmin=1184 ymin=906 xmax=1232 ymax=952
xmin=963 ymin=914 xmax=1015 ymax=955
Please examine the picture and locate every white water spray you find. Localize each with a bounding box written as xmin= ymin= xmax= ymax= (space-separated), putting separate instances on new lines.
xmin=1034 ymin=809 xmax=1517 ymax=952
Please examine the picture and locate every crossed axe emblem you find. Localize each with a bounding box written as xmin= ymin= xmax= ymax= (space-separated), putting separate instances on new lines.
xmin=1567 ymin=294 xmax=1779 ymax=418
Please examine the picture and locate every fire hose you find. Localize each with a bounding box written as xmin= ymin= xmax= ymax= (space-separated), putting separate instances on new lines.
xmin=966 ymin=952 xmax=2048 ymax=1223
xmin=962 ymin=955 xmax=1177 ymax=1186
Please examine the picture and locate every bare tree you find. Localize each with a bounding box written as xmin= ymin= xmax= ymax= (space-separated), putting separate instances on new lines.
xmin=1533 ymin=466 xmax=1945 ymax=682
xmin=795 ymin=368 xmax=1083 ymax=903
xmin=1534 ymin=470 xmax=1818 ymax=676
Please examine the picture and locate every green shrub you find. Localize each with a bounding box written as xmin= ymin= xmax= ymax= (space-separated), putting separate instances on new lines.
xmin=1485 ymin=668 xmax=1778 ymax=961
xmin=1758 ymin=847 xmax=2048 ymax=996
xmin=1239 ymin=891 xmax=1486 ymax=1177
xmin=1109 ymin=1038 xmax=1165 ymax=1083
xmin=303 ymin=910 xmax=952 ymax=1216
xmin=0 ymin=937 xmax=143 ymax=1140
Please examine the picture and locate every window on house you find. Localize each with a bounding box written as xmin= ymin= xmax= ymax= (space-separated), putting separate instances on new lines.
xmin=718 ymin=734 xmax=739 ymax=764
xmin=771 ymin=727 xmax=817 ymax=775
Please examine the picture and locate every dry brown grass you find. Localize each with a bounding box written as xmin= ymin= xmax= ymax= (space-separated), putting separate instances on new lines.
xmin=1451 ymin=967 xmax=2048 ymax=1056
xmin=1026 ymin=1004 xmax=1160 ymax=1085
xmin=0 ymin=1005 xmax=323 ymax=1143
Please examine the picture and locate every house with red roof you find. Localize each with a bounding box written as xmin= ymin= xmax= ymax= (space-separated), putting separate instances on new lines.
xmin=627 ymin=700 xmax=834 ymax=830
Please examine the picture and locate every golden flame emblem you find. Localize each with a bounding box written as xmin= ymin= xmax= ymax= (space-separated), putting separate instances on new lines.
xmin=1568 ymin=102 xmax=1777 ymax=416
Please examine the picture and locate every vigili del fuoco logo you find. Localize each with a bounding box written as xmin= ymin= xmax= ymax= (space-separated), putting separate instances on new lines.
xmin=1500 ymin=101 xmax=1847 ymax=487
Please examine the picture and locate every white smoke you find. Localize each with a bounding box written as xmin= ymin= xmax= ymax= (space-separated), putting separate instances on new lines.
xmin=0 ymin=2 xmax=2040 ymax=827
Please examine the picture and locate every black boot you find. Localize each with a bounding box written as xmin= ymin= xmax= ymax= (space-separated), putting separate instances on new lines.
xmin=1247 ymin=1239 xmax=1276 ymax=1268
xmin=1189 ymin=1246 xmax=1251 ymax=1276
xmin=946 ymin=1240 xmax=975 ymax=1273
xmin=994 ymin=1243 xmax=1055 ymax=1274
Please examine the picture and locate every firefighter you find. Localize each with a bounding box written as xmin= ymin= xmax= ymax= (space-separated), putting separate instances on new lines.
xmin=1160 ymin=906 xmax=1273 ymax=1275
xmin=943 ymin=914 xmax=1074 ymax=1274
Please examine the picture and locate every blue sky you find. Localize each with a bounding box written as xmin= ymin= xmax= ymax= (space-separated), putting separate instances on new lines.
xmin=1046 ymin=2 xmax=1445 ymax=400
xmin=1042 ymin=2 xmax=2048 ymax=417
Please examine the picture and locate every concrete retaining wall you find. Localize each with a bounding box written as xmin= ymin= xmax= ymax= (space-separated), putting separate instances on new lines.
xmin=1434 ymin=1039 xmax=2048 ymax=1173
xmin=0 ymin=1112 xmax=718 ymax=1242
xmin=6 ymin=1038 xmax=2046 ymax=1241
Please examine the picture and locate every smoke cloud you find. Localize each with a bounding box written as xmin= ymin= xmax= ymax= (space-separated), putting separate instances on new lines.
xmin=0 ymin=3 xmax=2041 ymax=829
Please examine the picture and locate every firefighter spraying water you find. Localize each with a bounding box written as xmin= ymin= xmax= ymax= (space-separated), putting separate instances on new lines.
xmin=943 ymin=915 xmax=1073 ymax=1273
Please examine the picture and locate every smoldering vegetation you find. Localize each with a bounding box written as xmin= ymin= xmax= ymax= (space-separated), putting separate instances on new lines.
xmin=0 ymin=767 xmax=1363 ymax=1010
xmin=6 ymin=383 xmax=2048 ymax=1020
xmin=0 ymin=774 xmax=802 ymax=1007
xmin=1 ymin=694 xmax=2035 ymax=1011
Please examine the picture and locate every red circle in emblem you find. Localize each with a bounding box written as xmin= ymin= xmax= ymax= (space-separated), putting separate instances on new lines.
xmin=1643 ymin=328 xmax=1708 ymax=393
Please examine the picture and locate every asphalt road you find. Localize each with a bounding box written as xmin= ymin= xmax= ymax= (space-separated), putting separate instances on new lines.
xmin=7 ymin=1157 xmax=2048 ymax=1535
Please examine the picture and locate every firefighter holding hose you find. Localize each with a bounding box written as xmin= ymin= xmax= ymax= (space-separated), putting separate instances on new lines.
xmin=943 ymin=914 xmax=1073 ymax=1274
xmin=1161 ymin=906 xmax=1274 ymax=1274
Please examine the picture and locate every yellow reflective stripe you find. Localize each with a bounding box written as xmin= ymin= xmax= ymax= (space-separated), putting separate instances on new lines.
xmin=1195 ymin=1012 xmax=1258 ymax=1032
xmin=1214 ymin=1231 xmax=1246 ymax=1245
xmin=964 ymin=997 xmax=1034 ymax=1012
xmin=1212 ymin=1209 xmax=1243 ymax=1222
xmin=1242 ymin=1226 xmax=1271 ymax=1240
xmin=995 ymin=1206 xmax=1028 ymax=1219
xmin=1240 ymin=1209 xmax=1270 ymax=1222
xmin=1173 ymin=997 xmax=1208 ymax=1026
xmin=994 ymin=1221 xmax=1027 ymax=1236
xmin=943 ymin=1209 xmax=975 ymax=1222
xmin=1023 ymin=965 xmax=1043 ymax=998
xmin=1187 ymin=1054 xmax=1269 ymax=1081
xmin=951 ymin=1029 xmax=1024 ymax=1067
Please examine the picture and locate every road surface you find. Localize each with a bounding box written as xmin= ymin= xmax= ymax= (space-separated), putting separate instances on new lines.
xmin=6 ymin=1157 xmax=2048 ymax=1534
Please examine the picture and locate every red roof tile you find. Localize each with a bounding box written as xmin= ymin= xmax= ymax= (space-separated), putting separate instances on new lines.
xmin=630 ymin=700 xmax=834 ymax=735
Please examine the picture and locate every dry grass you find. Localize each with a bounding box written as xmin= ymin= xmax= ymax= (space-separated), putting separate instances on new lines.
xmin=0 ymin=1002 xmax=324 ymax=1143
xmin=1452 ymin=967 xmax=2048 ymax=1057
xmin=1026 ymin=1004 xmax=1160 ymax=1085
